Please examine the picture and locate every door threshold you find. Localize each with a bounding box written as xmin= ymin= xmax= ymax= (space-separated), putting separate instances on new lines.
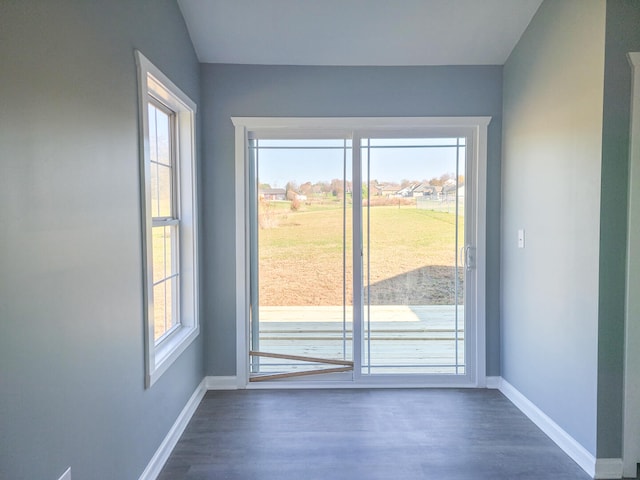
xmin=243 ymin=376 xmax=482 ymax=390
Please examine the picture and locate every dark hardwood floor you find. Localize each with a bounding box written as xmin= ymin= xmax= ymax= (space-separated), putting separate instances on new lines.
xmin=158 ymin=388 xmax=592 ymax=479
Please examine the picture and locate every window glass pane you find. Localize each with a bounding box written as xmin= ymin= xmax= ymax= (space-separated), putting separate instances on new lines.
xmin=365 ymin=138 xmax=458 ymax=147
xmin=148 ymin=104 xmax=177 ymax=343
xmin=153 ymin=282 xmax=167 ymax=341
xmin=150 ymin=161 xmax=159 ymax=217
xmin=157 ymin=164 xmax=172 ymax=217
xmin=360 ymin=144 xmax=460 ymax=188
xmin=155 ymin=107 xmax=171 ymax=166
xmin=362 ymin=138 xmax=465 ymax=374
xmin=252 ymin=139 xmax=353 ymax=378
xmin=148 ymin=104 xmax=158 ymax=162
xmin=257 ymin=139 xmax=349 ymax=148
xmin=165 ymin=225 xmax=174 ymax=276
xmin=255 ymin=144 xmax=352 ymax=189
xmin=152 ymin=226 xmax=166 ymax=284
xmin=166 ymin=276 xmax=175 ymax=330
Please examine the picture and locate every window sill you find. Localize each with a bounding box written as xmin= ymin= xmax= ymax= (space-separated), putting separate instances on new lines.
xmin=147 ymin=324 xmax=200 ymax=387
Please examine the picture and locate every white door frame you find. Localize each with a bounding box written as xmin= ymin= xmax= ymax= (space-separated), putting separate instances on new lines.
xmin=232 ymin=116 xmax=490 ymax=389
xmin=624 ymin=52 xmax=640 ymax=479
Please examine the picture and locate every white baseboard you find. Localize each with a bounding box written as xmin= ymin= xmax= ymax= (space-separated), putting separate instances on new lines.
xmin=497 ymin=378 xmax=624 ymax=479
xmin=138 ymin=378 xmax=207 ymax=480
xmin=498 ymin=378 xmax=596 ymax=477
xmin=485 ymin=376 xmax=502 ymax=389
xmin=205 ymin=376 xmax=239 ymax=390
xmin=594 ymin=458 xmax=623 ymax=479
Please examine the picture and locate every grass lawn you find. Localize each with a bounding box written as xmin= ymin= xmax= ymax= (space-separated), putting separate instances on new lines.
xmin=258 ymin=199 xmax=464 ymax=306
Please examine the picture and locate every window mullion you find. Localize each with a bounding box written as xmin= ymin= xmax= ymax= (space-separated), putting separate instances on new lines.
xmin=152 ymin=218 xmax=179 ymax=226
xmin=352 ymin=130 xmax=363 ymax=379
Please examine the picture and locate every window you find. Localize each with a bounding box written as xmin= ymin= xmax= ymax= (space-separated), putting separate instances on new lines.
xmin=136 ymin=51 xmax=199 ymax=387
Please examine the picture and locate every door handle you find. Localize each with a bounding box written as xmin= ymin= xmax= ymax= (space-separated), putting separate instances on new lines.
xmin=464 ymin=245 xmax=476 ymax=271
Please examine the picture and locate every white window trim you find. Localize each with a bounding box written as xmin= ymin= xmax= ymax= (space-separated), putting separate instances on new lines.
xmin=136 ymin=50 xmax=199 ymax=388
xmin=232 ymin=116 xmax=489 ymax=388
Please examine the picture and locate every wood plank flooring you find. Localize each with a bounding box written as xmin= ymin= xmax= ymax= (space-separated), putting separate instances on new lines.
xmin=158 ymin=389 xmax=592 ymax=480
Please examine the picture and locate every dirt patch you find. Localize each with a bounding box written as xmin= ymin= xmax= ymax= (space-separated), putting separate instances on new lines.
xmin=260 ymin=261 xmax=464 ymax=306
xmin=366 ymin=266 xmax=464 ymax=305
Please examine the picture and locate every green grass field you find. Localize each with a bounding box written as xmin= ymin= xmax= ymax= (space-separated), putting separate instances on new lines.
xmin=258 ymin=199 xmax=464 ymax=306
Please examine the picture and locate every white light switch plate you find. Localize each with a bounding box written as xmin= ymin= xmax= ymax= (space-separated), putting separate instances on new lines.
xmin=518 ymin=229 xmax=525 ymax=249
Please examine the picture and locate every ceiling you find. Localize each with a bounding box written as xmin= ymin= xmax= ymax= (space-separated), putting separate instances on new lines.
xmin=177 ymin=0 xmax=543 ymax=66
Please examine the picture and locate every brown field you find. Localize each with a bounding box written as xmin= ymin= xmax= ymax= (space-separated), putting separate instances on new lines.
xmin=258 ymin=198 xmax=464 ymax=306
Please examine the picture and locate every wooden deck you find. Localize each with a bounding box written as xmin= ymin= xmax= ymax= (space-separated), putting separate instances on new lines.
xmin=252 ymin=305 xmax=465 ymax=375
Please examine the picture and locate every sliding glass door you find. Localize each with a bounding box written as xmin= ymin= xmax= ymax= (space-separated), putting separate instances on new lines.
xmin=249 ymin=139 xmax=354 ymax=380
xmin=235 ymin=117 xmax=487 ymax=386
xmin=361 ymin=137 xmax=466 ymax=375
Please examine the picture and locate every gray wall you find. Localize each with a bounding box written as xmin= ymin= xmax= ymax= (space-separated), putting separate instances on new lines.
xmin=597 ymin=0 xmax=640 ymax=459
xmin=200 ymin=64 xmax=503 ymax=376
xmin=0 ymin=1 xmax=203 ymax=479
xmin=501 ymin=0 xmax=606 ymax=455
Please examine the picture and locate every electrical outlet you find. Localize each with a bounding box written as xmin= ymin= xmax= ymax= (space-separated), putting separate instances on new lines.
xmin=58 ymin=467 xmax=71 ymax=480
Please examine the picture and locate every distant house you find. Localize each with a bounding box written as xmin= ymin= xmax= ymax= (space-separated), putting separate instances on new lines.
xmin=412 ymin=183 xmax=434 ymax=197
xmin=443 ymin=178 xmax=457 ymax=187
xmin=369 ymin=182 xmax=383 ymax=196
xmin=259 ymin=188 xmax=286 ymax=201
xmin=412 ymin=183 xmax=443 ymax=199
xmin=443 ymin=183 xmax=464 ymax=201
xmin=379 ymin=183 xmax=401 ymax=197
xmin=397 ymin=183 xmax=418 ymax=197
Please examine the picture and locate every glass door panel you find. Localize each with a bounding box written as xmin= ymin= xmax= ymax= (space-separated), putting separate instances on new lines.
xmin=361 ymin=138 xmax=466 ymax=374
xmin=250 ymin=139 xmax=353 ymax=381
xmin=245 ymin=130 xmax=476 ymax=383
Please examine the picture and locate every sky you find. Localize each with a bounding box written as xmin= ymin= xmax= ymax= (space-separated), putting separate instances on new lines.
xmin=254 ymin=138 xmax=466 ymax=187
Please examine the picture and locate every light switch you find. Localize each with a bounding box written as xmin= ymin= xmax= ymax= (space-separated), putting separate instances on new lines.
xmin=518 ymin=229 xmax=525 ymax=249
